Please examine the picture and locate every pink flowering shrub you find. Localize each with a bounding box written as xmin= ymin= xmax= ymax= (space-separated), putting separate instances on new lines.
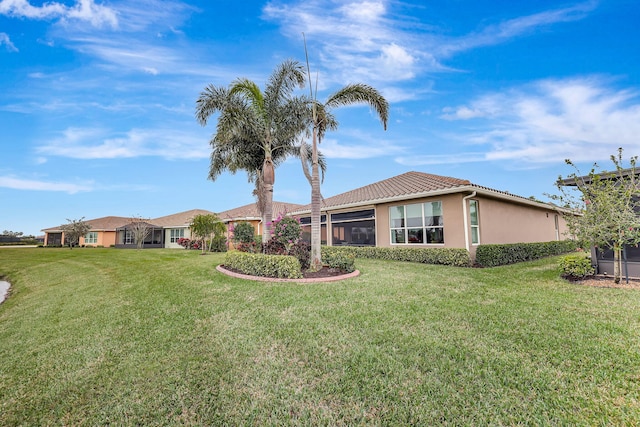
xmin=271 ymin=214 xmax=301 ymax=248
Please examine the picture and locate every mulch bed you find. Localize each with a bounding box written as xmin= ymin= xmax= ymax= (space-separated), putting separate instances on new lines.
xmin=568 ymin=275 xmax=640 ymax=289
xmin=222 ymin=265 xmax=347 ymax=279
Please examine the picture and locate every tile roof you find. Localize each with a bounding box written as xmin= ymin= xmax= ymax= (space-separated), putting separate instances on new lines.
xmin=151 ymin=209 xmax=217 ymax=227
xmin=41 ymin=216 xmax=132 ymax=232
xmin=294 ymin=171 xmax=472 ymax=212
xmin=218 ymin=201 xmax=305 ymax=222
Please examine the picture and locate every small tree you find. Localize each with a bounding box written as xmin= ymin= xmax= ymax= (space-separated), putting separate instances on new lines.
xmin=555 ymin=148 xmax=640 ymax=283
xmin=190 ymin=213 xmax=225 ymax=254
xmin=232 ymin=221 xmax=256 ymax=253
xmin=60 ymin=217 xmax=91 ymax=249
xmin=129 ymin=216 xmax=152 ymax=250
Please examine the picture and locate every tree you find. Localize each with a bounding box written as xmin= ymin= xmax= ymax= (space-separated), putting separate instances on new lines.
xmin=555 ymin=148 xmax=640 ymax=283
xmin=129 ymin=216 xmax=151 ymax=250
xmin=2 ymin=230 xmax=23 ymax=238
xmin=60 ymin=217 xmax=91 ymax=249
xmin=196 ymin=60 xmax=309 ymax=243
xmin=301 ymin=47 xmax=389 ymax=270
xmin=190 ymin=213 xmax=226 ymax=254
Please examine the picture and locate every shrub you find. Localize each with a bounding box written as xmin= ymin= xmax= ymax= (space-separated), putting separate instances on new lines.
xmin=232 ymin=222 xmax=255 ymax=244
xmin=236 ymin=241 xmax=257 ymax=253
xmin=475 ymin=240 xmax=579 ymax=267
xmin=262 ymin=238 xmax=287 ymax=256
xmin=559 ymin=255 xmax=595 ymax=280
xmin=207 ymin=235 xmax=227 ymax=252
xmin=322 ymin=251 xmax=356 ymax=273
xmin=288 ymin=240 xmax=311 ymax=271
xmin=271 ymin=214 xmax=301 ymax=247
xmin=321 ymin=246 xmax=470 ymax=267
xmin=224 ymin=251 xmax=302 ymax=279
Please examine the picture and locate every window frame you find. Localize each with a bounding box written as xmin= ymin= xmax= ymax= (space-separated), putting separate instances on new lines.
xmin=85 ymin=231 xmax=98 ymax=244
xmin=170 ymin=228 xmax=185 ymax=243
xmin=469 ymin=199 xmax=480 ymax=245
xmin=389 ymin=201 xmax=444 ymax=245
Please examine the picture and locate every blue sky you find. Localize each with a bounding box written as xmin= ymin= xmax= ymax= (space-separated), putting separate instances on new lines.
xmin=1 ymin=0 xmax=640 ymax=236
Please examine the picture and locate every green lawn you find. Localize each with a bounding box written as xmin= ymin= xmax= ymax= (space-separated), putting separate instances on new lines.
xmin=1 ymin=248 xmax=639 ymax=425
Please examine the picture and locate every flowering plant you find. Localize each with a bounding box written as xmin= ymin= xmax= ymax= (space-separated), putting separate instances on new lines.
xmin=271 ymin=213 xmax=301 ymax=248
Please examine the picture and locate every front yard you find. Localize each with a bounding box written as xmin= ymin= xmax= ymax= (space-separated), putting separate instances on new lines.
xmin=0 ymin=248 xmax=639 ymax=425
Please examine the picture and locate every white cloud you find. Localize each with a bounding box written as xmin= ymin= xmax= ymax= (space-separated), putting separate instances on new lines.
xmin=263 ymin=1 xmax=596 ymax=85
xmin=317 ymin=135 xmax=403 ymax=159
xmin=438 ymin=1 xmax=597 ymax=56
xmin=36 ymin=127 xmax=210 ymax=160
xmin=395 ymin=152 xmax=488 ymax=166
xmin=440 ymin=77 xmax=640 ymax=165
xmin=0 ymin=32 xmax=18 ymax=51
xmin=0 ymin=0 xmax=118 ymax=28
xmin=0 ymin=175 xmax=92 ymax=193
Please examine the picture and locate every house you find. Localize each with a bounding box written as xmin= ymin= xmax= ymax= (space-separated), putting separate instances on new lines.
xmin=41 ymin=172 xmax=570 ymax=258
xmin=42 ymin=210 xmax=218 ymax=249
xmin=217 ymin=201 xmax=304 ymax=240
xmin=151 ymin=209 xmax=218 ymax=248
xmin=290 ymin=171 xmax=571 ymax=259
xmin=42 ymin=216 xmax=132 ymax=247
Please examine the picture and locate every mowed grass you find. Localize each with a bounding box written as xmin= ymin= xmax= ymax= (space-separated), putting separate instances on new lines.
xmin=1 ymin=248 xmax=639 ymax=425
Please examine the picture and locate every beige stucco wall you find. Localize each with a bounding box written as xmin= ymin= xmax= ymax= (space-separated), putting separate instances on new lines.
xmin=374 ymin=194 xmax=468 ymax=249
xmin=345 ymin=193 xmax=570 ymax=258
xmin=164 ymin=227 xmax=192 ymax=249
xmin=476 ymin=196 xmax=569 ymax=244
xmin=78 ymin=231 xmax=116 ymax=247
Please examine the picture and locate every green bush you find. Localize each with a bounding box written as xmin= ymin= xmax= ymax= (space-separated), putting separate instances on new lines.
xmin=206 ymin=235 xmax=227 ymax=252
xmin=321 ymin=246 xmax=470 ymax=267
xmin=322 ymin=251 xmax=356 ymax=273
xmin=271 ymin=215 xmax=301 ymax=246
xmin=559 ymin=254 xmax=595 ymax=279
xmin=232 ymin=222 xmax=255 ymax=244
xmin=224 ymin=251 xmax=302 ymax=279
xmin=475 ymin=240 xmax=579 ymax=267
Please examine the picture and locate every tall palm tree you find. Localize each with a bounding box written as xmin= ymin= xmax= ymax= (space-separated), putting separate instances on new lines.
xmin=196 ymin=60 xmax=308 ymax=242
xmin=301 ymin=83 xmax=389 ymax=270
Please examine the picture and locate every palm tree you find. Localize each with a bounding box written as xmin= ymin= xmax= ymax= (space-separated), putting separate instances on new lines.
xmin=196 ymin=60 xmax=308 ymax=242
xmin=301 ymin=83 xmax=389 ymax=270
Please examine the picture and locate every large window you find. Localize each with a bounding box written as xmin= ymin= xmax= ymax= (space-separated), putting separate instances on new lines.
xmin=331 ymin=209 xmax=376 ymax=246
xmin=390 ymin=201 xmax=444 ymax=244
xmin=470 ymin=200 xmax=480 ymax=245
xmin=85 ymin=231 xmax=98 ymax=244
xmin=170 ymin=228 xmax=184 ymax=243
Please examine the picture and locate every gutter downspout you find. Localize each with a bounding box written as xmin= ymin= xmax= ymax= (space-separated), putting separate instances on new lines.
xmin=462 ymin=191 xmax=477 ymax=252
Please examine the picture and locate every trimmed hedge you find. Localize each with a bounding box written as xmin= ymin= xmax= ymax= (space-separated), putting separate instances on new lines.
xmin=321 ymin=246 xmax=471 ymax=267
xmin=322 ymin=251 xmax=356 ymax=273
xmin=224 ymin=251 xmax=302 ymax=279
xmin=475 ymin=240 xmax=579 ymax=267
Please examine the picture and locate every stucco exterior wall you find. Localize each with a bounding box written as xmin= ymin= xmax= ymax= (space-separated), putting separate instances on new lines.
xmin=79 ymin=231 xmax=117 ymax=247
xmin=374 ymin=194 xmax=468 ymax=249
xmin=164 ymin=228 xmax=192 ymax=248
xmin=475 ymin=196 xmax=567 ymax=245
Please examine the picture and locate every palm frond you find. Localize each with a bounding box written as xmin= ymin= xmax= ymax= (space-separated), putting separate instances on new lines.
xmin=325 ymin=83 xmax=389 ymax=130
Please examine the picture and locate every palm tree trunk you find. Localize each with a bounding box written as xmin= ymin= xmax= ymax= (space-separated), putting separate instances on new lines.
xmin=263 ymin=183 xmax=274 ymax=244
xmin=310 ymin=129 xmax=322 ymax=271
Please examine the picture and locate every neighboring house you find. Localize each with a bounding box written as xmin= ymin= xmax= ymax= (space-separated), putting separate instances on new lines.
xmin=42 ymin=216 xmax=132 ymax=247
xmin=218 ymin=201 xmax=304 ymax=242
xmin=151 ymin=209 xmax=218 ymax=248
xmin=115 ymin=221 xmax=164 ymax=249
xmin=290 ymin=171 xmax=571 ymax=259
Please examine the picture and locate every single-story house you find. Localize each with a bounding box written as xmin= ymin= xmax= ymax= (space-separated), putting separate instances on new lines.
xmin=42 ymin=209 xmax=218 ymax=249
xmin=41 ymin=171 xmax=571 ymax=259
xmin=290 ymin=171 xmax=571 ymax=259
xmin=151 ymin=209 xmax=218 ymax=248
xmin=42 ymin=216 xmax=132 ymax=247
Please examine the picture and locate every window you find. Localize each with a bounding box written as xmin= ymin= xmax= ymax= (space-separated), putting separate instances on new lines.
xmin=124 ymin=230 xmax=134 ymax=245
xmin=390 ymin=201 xmax=444 ymax=244
xmin=85 ymin=231 xmax=98 ymax=244
xmin=170 ymin=228 xmax=184 ymax=243
xmin=331 ymin=209 xmax=376 ymax=246
xmin=469 ymin=200 xmax=479 ymax=245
